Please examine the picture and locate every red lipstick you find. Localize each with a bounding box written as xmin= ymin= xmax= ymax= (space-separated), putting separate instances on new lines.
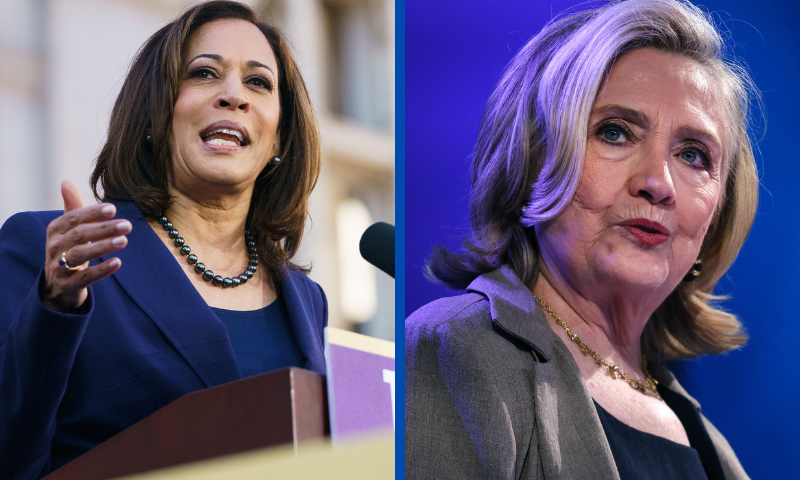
xmin=619 ymin=218 xmax=670 ymax=247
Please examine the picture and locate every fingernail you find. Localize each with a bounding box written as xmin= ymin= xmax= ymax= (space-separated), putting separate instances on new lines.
xmin=112 ymin=236 xmax=126 ymax=246
xmin=109 ymin=258 xmax=121 ymax=268
xmin=102 ymin=205 xmax=115 ymax=215
xmin=116 ymin=221 xmax=132 ymax=231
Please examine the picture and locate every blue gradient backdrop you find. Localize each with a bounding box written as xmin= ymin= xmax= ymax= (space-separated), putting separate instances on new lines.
xmin=405 ymin=1 xmax=800 ymax=477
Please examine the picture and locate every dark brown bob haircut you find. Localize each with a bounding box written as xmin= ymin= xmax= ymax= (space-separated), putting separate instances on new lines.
xmin=91 ymin=0 xmax=321 ymax=282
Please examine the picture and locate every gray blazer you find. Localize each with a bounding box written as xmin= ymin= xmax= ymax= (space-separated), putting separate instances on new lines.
xmin=405 ymin=266 xmax=749 ymax=480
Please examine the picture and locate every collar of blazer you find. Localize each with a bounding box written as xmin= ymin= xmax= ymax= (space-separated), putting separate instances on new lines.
xmin=102 ymin=200 xmax=325 ymax=387
xmin=466 ymin=265 xmax=621 ymax=478
xmin=465 ymin=265 xmax=704 ymax=408
xmin=466 ymin=265 xmax=554 ymax=363
xmin=465 ymin=266 xmax=747 ymax=479
xmin=463 ymin=265 xmax=728 ymax=480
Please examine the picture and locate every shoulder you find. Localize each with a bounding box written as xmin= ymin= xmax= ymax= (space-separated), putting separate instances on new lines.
xmin=405 ymin=287 xmax=546 ymax=400
xmin=283 ymin=267 xmax=326 ymax=303
xmin=406 ymin=289 xmax=536 ymax=353
xmin=701 ymin=416 xmax=751 ymax=480
xmin=405 ymin=293 xmax=494 ymax=378
xmin=406 ymin=292 xmax=491 ymax=342
xmin=406 ymin=292 xmax=529 ymax=367
xmin=1 ymin=210 xmax=62 ymax=234
xmin=0 ymin=211 xmax=63 ymax=259
xmin=405 ymin=292 xmax=539 ymax=478
xmin=407 ymin=292 xmax=488 ymax=324
xmin=281 ymin=268 xmax=327 ymax=329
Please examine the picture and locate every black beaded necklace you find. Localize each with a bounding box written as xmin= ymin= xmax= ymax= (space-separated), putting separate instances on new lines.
xmin=156 ymin=214 xmax=258 ymax=288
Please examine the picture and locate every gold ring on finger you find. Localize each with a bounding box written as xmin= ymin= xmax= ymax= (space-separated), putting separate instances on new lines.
xmin=59 ymin=251 xmax=80 ymax=271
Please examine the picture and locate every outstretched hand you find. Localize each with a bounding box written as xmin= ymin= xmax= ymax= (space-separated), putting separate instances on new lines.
xmin=40 ymin=181 xmax=131 ymax=312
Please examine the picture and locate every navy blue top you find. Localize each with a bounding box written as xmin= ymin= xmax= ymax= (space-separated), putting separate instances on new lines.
xmin=594 ymin=385 xmax=727 ymax=480
xmin=211 ymin=296 xmax=306 ymax=378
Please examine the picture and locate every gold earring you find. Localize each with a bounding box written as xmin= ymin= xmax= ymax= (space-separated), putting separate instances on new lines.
xmin=682 ymin=258 xmax=702 ymax=282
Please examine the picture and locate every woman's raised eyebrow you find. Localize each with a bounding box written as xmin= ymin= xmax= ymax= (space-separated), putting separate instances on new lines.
xmin=187 ymin=54 xmax=275 ymax=74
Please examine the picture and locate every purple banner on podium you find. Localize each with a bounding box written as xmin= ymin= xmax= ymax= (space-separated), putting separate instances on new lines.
xmin=325 ymin=328 xmax=395 ymax=442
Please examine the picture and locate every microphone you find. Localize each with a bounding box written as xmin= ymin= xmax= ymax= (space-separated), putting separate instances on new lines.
xmin=359 ymin=222 xmax=395 ymax=278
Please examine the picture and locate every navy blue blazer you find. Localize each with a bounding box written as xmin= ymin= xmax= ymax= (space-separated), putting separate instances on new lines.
xmin=0 ymin=200 xmax=327 ymax=479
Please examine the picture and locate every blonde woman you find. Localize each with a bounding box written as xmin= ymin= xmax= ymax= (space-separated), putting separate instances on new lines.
xmin=406 ymin=0 xmax=756 ymax=478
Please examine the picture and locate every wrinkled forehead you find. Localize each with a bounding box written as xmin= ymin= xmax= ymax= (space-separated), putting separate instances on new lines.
xmin=598 ymin=48 xmax=726 ymax=149
xmin=595 ymin=51 xmax=734 ymax=172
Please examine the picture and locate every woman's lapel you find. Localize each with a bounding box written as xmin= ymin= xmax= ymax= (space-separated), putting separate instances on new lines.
xmin=279 ymin=270 xmax=326 ymax=374
xmin=470 ymin=266 xmax=620 ymax=479
xmin=533 ymin=339 xmax=621 ymax=479
xmin=104 ymin=200 xmax=241 ymax=388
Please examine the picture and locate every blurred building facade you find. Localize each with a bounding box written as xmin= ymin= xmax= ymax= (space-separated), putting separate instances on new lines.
xmin=0 ymin=0 xmax=395 ymax=339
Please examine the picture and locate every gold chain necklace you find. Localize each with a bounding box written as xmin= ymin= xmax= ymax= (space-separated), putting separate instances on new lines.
xmin=534 ymin=295 xmax=662 ymax=401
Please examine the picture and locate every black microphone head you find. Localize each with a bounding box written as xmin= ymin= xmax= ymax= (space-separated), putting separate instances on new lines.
xmin=359 ymin=222 xmax=395 ymax=278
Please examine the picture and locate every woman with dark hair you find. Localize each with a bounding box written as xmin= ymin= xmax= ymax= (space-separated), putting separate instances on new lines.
xmin=0 ymin=2 xmax=325 ymax=477
xmin=406 ymin=0 xmax=756 ymax=478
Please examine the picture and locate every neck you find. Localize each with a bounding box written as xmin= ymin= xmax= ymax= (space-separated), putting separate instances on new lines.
xmin=532 ymin=264 xmax=652 ymax=374
xmin=156 ymin=184 xmax=254 ymax=279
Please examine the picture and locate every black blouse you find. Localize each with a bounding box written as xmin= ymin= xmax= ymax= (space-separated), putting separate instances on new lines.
xmin=594 ymin=385 xmax=727 ymax=480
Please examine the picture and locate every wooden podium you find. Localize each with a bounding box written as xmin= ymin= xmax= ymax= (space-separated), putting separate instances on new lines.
xmin=43 ymin=368 xmax=328 ymax=480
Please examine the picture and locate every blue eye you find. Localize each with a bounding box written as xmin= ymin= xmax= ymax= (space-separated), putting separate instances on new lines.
xmin=680 ymin=148 xmax=708 ymax=167
xmin=595 ymin=121 xmax=632 ymax=145
xmin=603 ymin=127 xmax=625 ymax=142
